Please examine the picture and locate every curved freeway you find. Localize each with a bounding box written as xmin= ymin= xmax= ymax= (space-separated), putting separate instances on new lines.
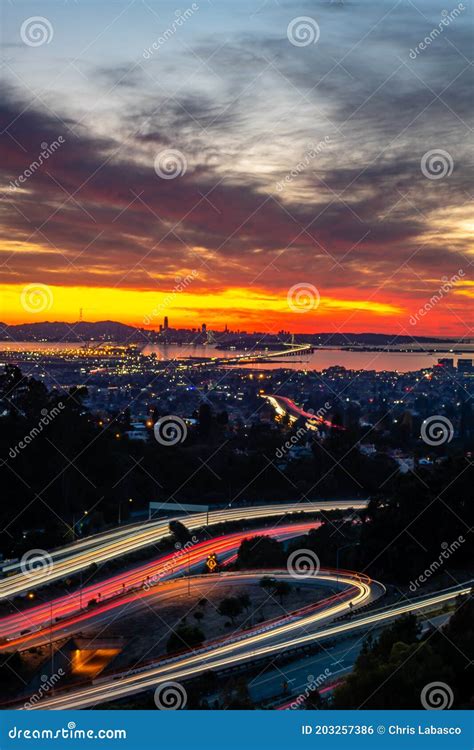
xmin=0 ymin=500 xmax=366 ymax=599
xmin=19 ymin=580 xmax=471 ymax=711
xmin=0 ymin=522 xmax=324 ymax=647
xmin=3 ymin=501 xmax=468 ymax=712
xmin=15 ymin=567 xmax=377 ymax=710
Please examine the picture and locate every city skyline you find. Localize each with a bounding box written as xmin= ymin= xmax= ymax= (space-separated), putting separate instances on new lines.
xmin=1 ymin=1 xmax=472 ymax=336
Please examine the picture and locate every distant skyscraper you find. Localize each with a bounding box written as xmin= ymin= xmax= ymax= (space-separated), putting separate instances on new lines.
xmin=201 ymin=323 xmax=207 ymax=333
xmin=458 ymin=358 xmax=473 ymax=372
xmin=164 ymin=316 xmax=169 ymax=330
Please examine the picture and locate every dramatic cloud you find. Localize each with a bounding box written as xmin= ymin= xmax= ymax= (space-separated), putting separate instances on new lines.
xmin=0 ymin=0 xmax=472 ymax=334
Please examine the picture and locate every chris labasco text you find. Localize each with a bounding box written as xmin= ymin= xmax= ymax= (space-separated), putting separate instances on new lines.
xmin=389 ymin=725 xmax=461 ymax=735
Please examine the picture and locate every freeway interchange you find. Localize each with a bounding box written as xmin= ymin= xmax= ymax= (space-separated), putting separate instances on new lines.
xmin=0 ymin=500 xmax=470 ymax=710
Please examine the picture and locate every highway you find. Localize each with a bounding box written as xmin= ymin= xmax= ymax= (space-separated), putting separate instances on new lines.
xmin=17 ymin=567 xmax=376 ymax=710
xmin=0 ymin=500 xmax=366 ymax=598
xmin=270 ymin=612 xmax=453 ymax=710
xmin=19 ymin=580 xmax=470 ymax=710
xmin=0 ymin=522 xmax=325 ymax=648
xmin=3 ymin=499 xmax=469 ymax=711
xmin=266 ymin=395 xmax=345 ymax=430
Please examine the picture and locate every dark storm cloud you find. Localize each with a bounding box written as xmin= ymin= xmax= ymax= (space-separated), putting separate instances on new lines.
xmin=0 ymin=0 xmax=471 ymax=305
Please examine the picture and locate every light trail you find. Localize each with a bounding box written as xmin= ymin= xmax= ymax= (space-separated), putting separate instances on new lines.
xmin=266 ymin=395 xmax=345 ymax=431
xmin=24 ymin=581 xmax=470 ymax=710
xmin=18 ymin=569 xmax=374 ymax=710
xmin=0 ymin=500 xmax=366 ymax=598
xmin=0 ymin=523 xmax=321 ymax=644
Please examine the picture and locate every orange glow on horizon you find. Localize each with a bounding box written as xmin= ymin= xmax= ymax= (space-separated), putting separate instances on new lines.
xmin=0 ymin=281 xmax=470 ymax=336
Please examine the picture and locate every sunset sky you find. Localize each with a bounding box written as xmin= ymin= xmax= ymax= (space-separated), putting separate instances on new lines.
xmin=1 ymin=0 xmax=472 ymax=337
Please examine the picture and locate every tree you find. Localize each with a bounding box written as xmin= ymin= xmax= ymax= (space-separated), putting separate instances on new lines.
xmin=169 ymin=520 xmax=192 ymax=545
xmin=166 ymin=625 xmax=204 ymax=654
xmin=238 ymin=593 xmax=251 ymax=610
xmin=332 ymin=612 xmax=460 ymax=710
xmin=274 ymin=580 xmax=290 ymax=604
xmin=237 ymin=536 xmax=285 ymax=569
xmin=217 ymin=597 xmax=243 ymax=624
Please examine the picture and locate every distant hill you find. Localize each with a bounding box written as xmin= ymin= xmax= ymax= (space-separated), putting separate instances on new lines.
xmin=0 ymin=321 xmax=461 ymax=345
xmin=0 ymin=321 xmax=151 ymax=343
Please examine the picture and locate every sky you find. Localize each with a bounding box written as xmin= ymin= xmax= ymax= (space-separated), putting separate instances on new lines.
xmin=0 ymin=0 xmax=472 ymax=337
